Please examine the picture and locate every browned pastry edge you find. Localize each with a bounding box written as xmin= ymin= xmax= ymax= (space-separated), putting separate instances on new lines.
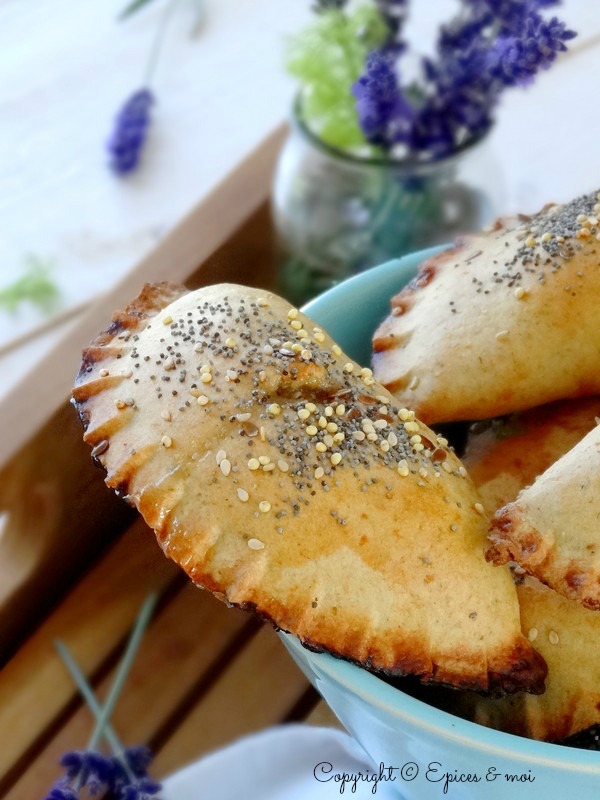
xmin=487 ymin=509 xmax=600 ymax=611
xmin=191 ymin=569 xmax=547 ymax=695
xmin=72 ymin=282 xmax=187 ymax=432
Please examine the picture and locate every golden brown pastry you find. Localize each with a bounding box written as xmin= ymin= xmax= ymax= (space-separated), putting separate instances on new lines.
xmin=463 ymin=397 xmax=600 ymax=516
xmin=444 ymin=577 xmax=600 ymax=741
xmin=488 ymin=424 xmax=600 ymax=609
xmin=72 ymin=282 xmax=545 ymax=693
xmin=372 ymin=190 xmax=600 ymax=424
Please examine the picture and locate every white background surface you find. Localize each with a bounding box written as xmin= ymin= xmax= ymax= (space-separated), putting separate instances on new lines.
xmin=0 ymin=0 xmax=599 ymax=449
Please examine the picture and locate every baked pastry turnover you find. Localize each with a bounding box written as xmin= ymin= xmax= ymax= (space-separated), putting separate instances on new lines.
xmin=441 ymin=577 xmax=600 ymax=742
xmin=372 ymin=191 xmax=600 ymax=424
xmin=463 ymin=397 xmax=600 ymax=516
xmin=72 ymin=282 xmax=545 ymax=693
xmin=488 ymin=423 xmax=600 ymax=609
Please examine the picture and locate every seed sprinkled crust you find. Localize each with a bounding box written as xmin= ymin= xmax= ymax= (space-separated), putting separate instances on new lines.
xmin=72 ymin=281 xmax=545 ymax=694
xmin=373 ymin=189 xmax=600 ymax=424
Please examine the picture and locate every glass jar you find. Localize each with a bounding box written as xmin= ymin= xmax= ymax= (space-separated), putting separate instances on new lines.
xmin=272 ymin=107 xmax=504 ymax=307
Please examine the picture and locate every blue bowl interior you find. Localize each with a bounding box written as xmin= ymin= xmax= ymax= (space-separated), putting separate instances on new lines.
xmin=301 ymin=248 xmax=443 ymax=364
xmin=293 ymin=247 xmax=600 ymax=772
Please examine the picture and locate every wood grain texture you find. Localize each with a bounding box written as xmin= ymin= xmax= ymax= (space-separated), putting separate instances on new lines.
xmin=0 ymin=520 xmax=178 ymax=790
xmin=3 ymin=583 xmax=255 ymax=799
xmin=152 ymin=625 xmax=310 ymax=777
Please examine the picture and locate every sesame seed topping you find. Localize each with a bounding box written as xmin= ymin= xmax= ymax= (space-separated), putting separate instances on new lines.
xmin=201 ymin=373 xmax=212 ymax=384
xmin=257 ymin=297 xmax=269 ymax=308
xmin=548 ymin=630 xmax=559 ymax=645
xmin=330 ymin=453 xmax=342 ymax=466
xmin=514 ymin=287 xmax=526 ymax=300
xmin=306 ymin=425 xmax=318 ymax=436
xmin=277 ymin=460 xmax=289 ymax=472
xmin=528 ymin=627 xmax=538 ymax=642
xmin=397 ymin=460 xmax=409 ymax=477
xmin=343 ymin=363 xmax=354 ymax=373
xmin=236 ymin=412 xmax=251 ymax=421
xmin=99 ymin=368 xmax=109 ymax=377
xmin=220 ymin=459 xmax=231 ymax=476
xmin=474 ymin=502 xmax=485 ymax=515
xmin=495 ymin=330 xmax=509 ymax=341
xmin=161 ymin=409 xmax=172 ymax=421
xmin=316 ymin=442 xmax=327 ymax=453
xmin=247 ymin=538 xmax=264 ymax=550
xmin=335 ymin=404 xmax=345 ymax=416
xmin=162 ymin=315 xmax=173 ymax=325
xmin=248 ymin=458 xmax=260 ymax=471
xmin=259 ymin=500 xmax=271 ymax=513
xmin=268 ymin=403 xmax=282 ymax=416
xmin=287 ymin=308 xmax=299 ymax=320
xmin=237 ymin=488 xmax=249 ymax=502
xmin=164 ymin=357 xmax=176 ymax=371
xmin=216 ymin=449 xmax=227 ymax=465
xmin=197 ymin=395 xmax=209 ymax=406
xmin=298 ymin=409 xmax=310 ymax=421
xmin=258 ymin=455 xmax=271 ymax=465
xmin=331 ymin=344 xmax=342 ymax=356
xmin=225 ymin=337 xmax=236 ymax=348
xmin=161 ymin=435 xmax=173 ymax=448
xmin=115 ymin=399 xmax=126 ymax=409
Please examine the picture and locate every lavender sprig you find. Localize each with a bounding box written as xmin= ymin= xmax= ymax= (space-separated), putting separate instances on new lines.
xmin=46 ymin=596 xmax=162 ymax=800
xmin=351 ymin=0 xmax=576 ymax=159
xmin=107 ymin=0 xmax=183 ymax=176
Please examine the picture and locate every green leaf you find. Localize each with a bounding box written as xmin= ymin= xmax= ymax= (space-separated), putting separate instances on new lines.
xmin=285 ymin=4 xmax=388 ymax=151
xmin=0 ymin=257 xmax=60 ymax=315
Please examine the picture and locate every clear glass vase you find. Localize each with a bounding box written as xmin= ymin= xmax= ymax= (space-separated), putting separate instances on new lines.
xmin=272 ymin=108 xmax=504 ymax=307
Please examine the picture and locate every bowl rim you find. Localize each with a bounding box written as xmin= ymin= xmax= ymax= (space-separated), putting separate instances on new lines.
xmin=283 ymin=634 xmax=600 ymax=774
xmin=293 ymin=249 xmax=600 ymax=774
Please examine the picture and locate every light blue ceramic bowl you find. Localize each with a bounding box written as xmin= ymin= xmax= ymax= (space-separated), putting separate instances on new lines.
xmin=280 ymin=247 xmax=600 ymax=799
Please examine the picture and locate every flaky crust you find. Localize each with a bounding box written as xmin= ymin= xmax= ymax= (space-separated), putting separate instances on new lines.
xmin=463 ymin=397 xmax=600 ymax=516
xmin=372 ymin=192 xmax=600 ymax=424
xmin=73 ymin=283 xmax=545 ymax=693
xmin=487 ymin=424 xmax=600 ymax=609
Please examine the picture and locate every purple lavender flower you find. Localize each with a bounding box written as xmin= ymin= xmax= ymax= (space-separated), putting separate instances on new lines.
xmin=46 ymin=747 xmax=162 ymax=800
xmin=107 ymin=88 xmax=155 ymax=175
xmin=352 ymin=0 xmax=576 ymax=158
xmin=352 ymin=50 xmax=414 ymax=146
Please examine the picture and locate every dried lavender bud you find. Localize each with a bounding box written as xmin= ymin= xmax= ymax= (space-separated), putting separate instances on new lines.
xmin=107 ymin=88 xmax=155 ymax=175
